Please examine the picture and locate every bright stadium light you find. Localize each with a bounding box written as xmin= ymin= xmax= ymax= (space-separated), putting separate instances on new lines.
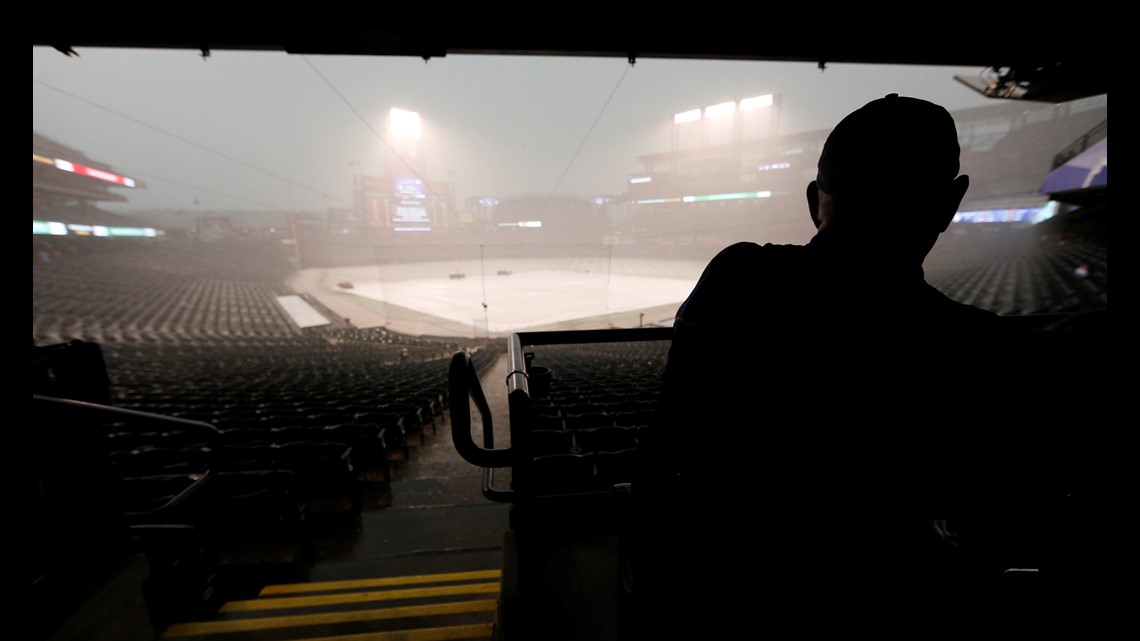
xmin=704 ymin=101 xmax=736 ymax=119
xmin=673 ymin=109 xmax=701 ymax=124
xmin=390 ymin=108 xmax=422 ymax=140
xmin=739 ymin=94 xmax=774 ymax=111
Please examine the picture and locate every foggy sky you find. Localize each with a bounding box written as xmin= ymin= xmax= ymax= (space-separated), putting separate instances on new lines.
xmin=32 ymin=46 xmax=998 ymax=215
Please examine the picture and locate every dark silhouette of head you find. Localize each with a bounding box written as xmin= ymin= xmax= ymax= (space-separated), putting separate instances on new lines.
xmin=806 ymin=93 xmax=970 ymax=265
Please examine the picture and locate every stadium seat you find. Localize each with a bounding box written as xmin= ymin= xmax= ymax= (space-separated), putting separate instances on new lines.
xmin=575 ymin=426 xmax=638 ymax=455
xmin=527 ymin=452 xmax=601 ymax=496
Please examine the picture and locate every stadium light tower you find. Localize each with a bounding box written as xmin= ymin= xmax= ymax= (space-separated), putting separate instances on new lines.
xmin=739 ymin=94 xmax=778 ymax=138
xmin=382 ymin=107 xmax=434 ymax=233
xmin=673 ymin=109 xmax=701 ymax=124
xmin=702 ymin=101 xmax=737 ymax=146
xmin=670 ymin=92 xmax=779 ymax=169
xmin=703 ymin=101 xmax=736 ymax=119
xmin=738 ymin=94 xmax=773 ymax=111
xmin=672 ymin=108 xmax=701 ymax=151
xmin=385 ymin=107 xmax=425 ymax=174
xmin=390 ymin=108 xmax=422 ymax=140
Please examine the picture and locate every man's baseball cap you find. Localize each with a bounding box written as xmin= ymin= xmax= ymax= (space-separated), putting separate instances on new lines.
xmin=816 ymin=93 xmax=961 ymax=197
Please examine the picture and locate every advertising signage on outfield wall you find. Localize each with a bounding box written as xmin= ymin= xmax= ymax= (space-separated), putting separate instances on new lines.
xmin=33 ymin=220 xmax=157 ymax=237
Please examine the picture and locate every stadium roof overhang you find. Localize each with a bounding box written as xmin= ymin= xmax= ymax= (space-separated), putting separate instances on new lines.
xmin=1041 ymin=138 xmax=1107 ymax=206
xmin=32 ymin=22 xmax=1108 ymax=102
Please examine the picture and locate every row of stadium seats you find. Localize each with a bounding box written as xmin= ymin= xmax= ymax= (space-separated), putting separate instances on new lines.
xmin=35 ymin=331 xmax=501 ymax=533
xmin=927 ymin=238 xmax=1106 ymax=316
xmin=34 ymin=260 xmax=302 ymax=345
xmin=35 ymin=335 xmax=504 ymax=634
xmin=513 ymin=340 xmax=668 ymax=498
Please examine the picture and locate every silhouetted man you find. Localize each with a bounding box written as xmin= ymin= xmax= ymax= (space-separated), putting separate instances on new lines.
xmin=632 ymin=95 xmax=1019 ymax=634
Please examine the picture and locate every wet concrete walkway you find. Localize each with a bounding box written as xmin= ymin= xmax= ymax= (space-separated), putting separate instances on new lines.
xmin=308 ymin=350 xmax=515 ymax=579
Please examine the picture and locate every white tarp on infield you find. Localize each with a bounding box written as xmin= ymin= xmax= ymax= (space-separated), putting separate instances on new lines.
xmin=277 ymin=294 xmax=331 ymax=328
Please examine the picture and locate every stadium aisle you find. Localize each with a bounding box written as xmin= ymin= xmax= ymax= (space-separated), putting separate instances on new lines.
xmin=160 ymin=352 xmax=514 ymax=640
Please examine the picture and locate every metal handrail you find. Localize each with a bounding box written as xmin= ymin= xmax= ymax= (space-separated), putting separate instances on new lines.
xmin=506 ymin=327 xmax=674 ymax=400
xmin=32 ymin=394 xmax=223 ymax=438
xmin=120 ymin=471 xmax=215 ymax=518
xmin=32 ymin=394 xmax=221 ymax=519
xmin=448 ymin=351 xmax=514 ymax=502
xmin=450 ymin=329 xmax=674 ymax=504
xmin=1052 ymin=119 xmax=1107 ymax=169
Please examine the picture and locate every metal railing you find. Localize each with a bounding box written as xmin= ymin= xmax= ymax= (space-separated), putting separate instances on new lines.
xmin=1052 ymin=120 xmax=1106 ymax=169
xmin=33 ymin=394 xmax=221 ymax=518
xmin=449 ymin=327 xmax=673 ymax=503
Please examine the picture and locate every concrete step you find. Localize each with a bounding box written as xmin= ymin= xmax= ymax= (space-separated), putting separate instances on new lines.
xmin=161 ymin=570 xmax=501 ymax=641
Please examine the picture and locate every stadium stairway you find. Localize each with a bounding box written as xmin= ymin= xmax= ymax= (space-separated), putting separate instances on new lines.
xmin=147 ymin=453 xmax=511 ymax=641
xmin=159 ymin=568 xmax=502 ymax=641
xmin=150 ymin=353 xmax=515 ymax=641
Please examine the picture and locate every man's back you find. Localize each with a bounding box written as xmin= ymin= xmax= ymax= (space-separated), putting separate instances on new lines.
xmin=632 ymin=239 xmax=1016 ymax=632
xmin=669 ymin=238 xmax=1004 ymax=346
xmin=660 ymin=238 xmax=1006 ymax=413
xmin=627 ymin=93 xmax=1092 ymax=635
xmin=633 ymin=96 xmax=1019 ymax=625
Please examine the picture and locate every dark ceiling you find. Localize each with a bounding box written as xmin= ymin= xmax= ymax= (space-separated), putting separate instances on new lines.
xmin=32 ymin=23 xmax=1108 ymax=102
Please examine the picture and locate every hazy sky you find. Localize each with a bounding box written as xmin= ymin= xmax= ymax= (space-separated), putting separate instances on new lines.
xmin=33 ymin=46 xmax=998 ymax=214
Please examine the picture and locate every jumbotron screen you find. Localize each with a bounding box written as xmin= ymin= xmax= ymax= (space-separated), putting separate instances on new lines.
xmin=391 ymin=176 xmax=432 ymax=232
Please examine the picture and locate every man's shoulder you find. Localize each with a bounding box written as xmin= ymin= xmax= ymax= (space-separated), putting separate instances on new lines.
xmin=916 ymin=283 xmax=1012 ymax=338
xmin=920 ymin=283 xmax=1001 ymax=319
xmin=676 ymin=241 xmax=807 ymax=324
xmin=707 ymin=241 xmax=805 ymax=270
xmin=717 ymin=240 xmax=803 ymax=256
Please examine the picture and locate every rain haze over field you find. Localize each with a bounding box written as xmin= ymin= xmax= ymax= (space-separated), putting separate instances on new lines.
xmin=33 ymin=48 xmax=998 ymax=217
xmin=34 ymin=45 xmax=1105 ymax=337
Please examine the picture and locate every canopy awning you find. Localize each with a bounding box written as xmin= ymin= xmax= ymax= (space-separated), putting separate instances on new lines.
xmin=1041 ymin=137 xmax=1107 ymax=197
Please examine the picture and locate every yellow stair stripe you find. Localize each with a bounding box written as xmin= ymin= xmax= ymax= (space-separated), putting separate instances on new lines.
xmin=220 ymin=582 xmax=501 ymax=612
xmin=299 ymin=623 xmax=494 ymax=641
xmin=260 ymin=570 xmax=502 ymax=596
xmin=161 ymin=599 xmax=498 ymax=637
